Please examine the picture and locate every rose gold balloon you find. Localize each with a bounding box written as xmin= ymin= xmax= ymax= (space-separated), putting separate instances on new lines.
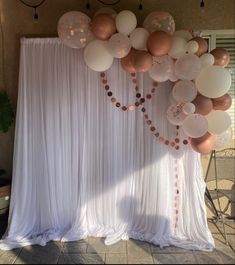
xmin=132 ymin=50 xmax=153 ymax=72
xmin=147 ymin=30 xmax=172 ymax=57
xmin=191 ymin=37 xmax=208 ymax=56
xmin=191 ymin=132 xmax=215 ymax=154
xmin=212 ymin=93 xmax=232 ymax=111
xmin=91 ymin=14 xmax=116 ymax=40
xmin=192 ymin=95 xmax=213 ymax=115
xmin=121 ymin=49 xmax=136 ymax=73
xmin=210 ymin=48 xmax=230 ymax=67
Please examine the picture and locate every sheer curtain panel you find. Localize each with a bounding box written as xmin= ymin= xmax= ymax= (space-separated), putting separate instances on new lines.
xmin=0 ymin=38 xmax=214 ymax=251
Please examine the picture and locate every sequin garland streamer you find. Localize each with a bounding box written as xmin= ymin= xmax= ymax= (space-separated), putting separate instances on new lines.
xmin=100 ymin=72 xmax=189 ymax=150
xmin=100 ymin=72 xmax=158 ymax=111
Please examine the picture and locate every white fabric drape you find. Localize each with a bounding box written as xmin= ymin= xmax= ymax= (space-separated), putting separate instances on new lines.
xmin=0 ymin=38 xmax=214 ymax=251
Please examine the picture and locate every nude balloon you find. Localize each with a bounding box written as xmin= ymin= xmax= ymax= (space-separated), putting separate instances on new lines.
xmin=191 ymin=132 xmax=215 ymax=154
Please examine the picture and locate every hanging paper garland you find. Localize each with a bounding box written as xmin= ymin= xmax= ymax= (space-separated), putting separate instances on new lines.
xmin=57 ymin=9 xmax=233 ymax=154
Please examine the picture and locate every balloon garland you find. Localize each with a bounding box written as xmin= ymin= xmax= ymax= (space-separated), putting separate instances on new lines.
xmin=57 ymin=9 xmax=233 ymax=154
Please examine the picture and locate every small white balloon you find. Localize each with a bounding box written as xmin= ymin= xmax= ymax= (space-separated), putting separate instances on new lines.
xmin=214 ymin=127 xmax=233 ymax=150
xmin=183 ymin=103 xmax=196 ymax=114
xmin=149 ymin=55 xmax=173 ymax=82
xmin=108 ymin=33 xmax=131 ymax=58
xmin=206 ymin=110 xmax=232 ymax=135
xmin=167 ymin=103 xmax=187 ymax=125
xmin=196 ymin=66 xmax=232 ymax=98
xmin=186 ymin=40 xmax=199 ymax=54
xmin=200 ymin=53 xmax=215 ymax=67
xmin=174 ymin=30 xmax=192 ymax=41
xmin=183 ymin=114 xmax=208 ymax=138
xmin=116 ymin=10 xmax=137 ymax=35
xmin=175 ymin=54 xmax=202 ymax=80
xmin=94 ymin=7 xmax=117 ymax=18
xmin=84 ymin=40 xmax=114 ymax=72
xmin=130 ymin=28 xmax=149 ymax=50
xmin=58 ymin=11 xmax=94 ymax=49
xmin=172 ymin=80 xmax=197 ymax=103
xmin=168 ymin=37 xmax=187 ymax=59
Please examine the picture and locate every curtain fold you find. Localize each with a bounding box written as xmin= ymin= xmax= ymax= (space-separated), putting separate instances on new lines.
xmin=0 ymin=38 xmax=214 ymax=251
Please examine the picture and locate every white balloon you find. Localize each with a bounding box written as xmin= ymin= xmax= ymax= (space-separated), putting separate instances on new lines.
xmin=58 ymin=11 xmax=94 ymax=49
xmin=172 ymin=80 xmax=197 ymax=103
xmin=168 ymin=37 xmax=187 ymax=59
xmin=196 ymin=66 xmax=232 ymax=98
xmin=149 ymin=55 xmax=173 ymax=82
xmin=84 ymin=40 xmax=114 ymax=72
xmin=174 ymin=30 xmax=192 ymax=41
xmin=94 ymin=7 xmax=117 ymax=18
xmin=183 ymin=114 xmax=208 ymax=138
xmin=200 ymin=53 xmax=215 ymax=67
xmin=206 ymin=110 xmax=232 ymax=135
xmin=175 ymin=54 xmax=202 ymax=80
xmin=183 ymin=103 xmax=196 ymax=114
xmin=130 ymin=28 xmax=149 ymax=50
xmin=214 ymin=127 xmax=233 ymax=150
xmin=108 ymin=33 xmax=131 ymax=58
xmin=116 ymin=10 xmax=137 ymax=35
xmin=167 ymin=103 xmax=187 ymax=125
xmin=186 ymin=40 xmax=199 ymax=54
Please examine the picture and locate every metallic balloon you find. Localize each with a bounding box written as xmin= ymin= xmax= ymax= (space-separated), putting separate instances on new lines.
xmin=147 ymin=31 xmax=172 ymax=57
xmin=91 ymin=14 xmax=116 ymax=40
xmin=212 ymin=93 xmax=232 ymax=111
xmin=210 ymin=48 xmax=230 ymax=67
xmin=193 ymin=95 xmax=213 ymax=116
xmin=191 ymin=37 xmax=208 ymax=56
xmin=191 ymin=132 xmax=215 ymax=154
xmin=132 ymin=50 xmax=153 ymax=72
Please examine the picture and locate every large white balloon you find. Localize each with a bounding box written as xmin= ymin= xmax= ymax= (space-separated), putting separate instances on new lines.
xmin=172 ymin=80 xmax=197 ymax=103
xmin=200 ymin=53 xmax=215 ymax=67
xmin=130 ymin=28 xmax=149 ymax=50
xmin=168 ymin=37 xmax=187 ymax=59
xmin=196 ymin=66 xmax=232 ymax=98
xmin=108 ymin=33 xmax=131 ymax=58
xmin=167 ymin=103 xmax=187 ymax=125
xmin=173 ymin=30 xmax=192 ymax=41
xmin=116 ymin=10 xmax=137 ymax=35
xmin=183 ymin=114 xmax=208 ymax=138
xmin=175 ymin=54 xmax=202 ymax=80
xmin=94 ymin=7 xmax=117 ymax=18
xmin=84 ymin=40 xmax=114 ymax=72
xmin=206 ymin=110 xmax=232 ymax=135
xmin=143 ymin=11 xmax=175 ymax=34
xmin=58 ymin=11 xmax=94 ymax=49
xmin=149 ymin=55 xmax=173 ymax=82
xmin=214 ymin=127 xmax=233 ymax=150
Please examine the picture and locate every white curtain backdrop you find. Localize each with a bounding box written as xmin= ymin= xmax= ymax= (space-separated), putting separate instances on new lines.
xmin=0 ymin=38 xmax=214 ymax=251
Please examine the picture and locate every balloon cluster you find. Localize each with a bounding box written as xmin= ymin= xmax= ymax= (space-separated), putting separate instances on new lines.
xmin=57 ymin=8 xmax=233 ymax=154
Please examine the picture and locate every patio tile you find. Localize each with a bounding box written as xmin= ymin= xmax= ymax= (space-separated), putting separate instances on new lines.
xmin=153 ymin=253 xmax=197 ymax=264
xmin=151 ymin=245 xmax=194 ymax=254
xmin=14 ymin=243 xmax=61 ymax=264
xmin=127 ymin=239 xmax=152 ymax=259
xmin=62 ymin=242 xmax=87 ymax=253
xmin=105 ymin=254 xmax=127 ymax=264
xmin=0 ymin=248 xmax=21 ymax=264
xmin=105 ymin=241 xmax=126 ymax=254
xmin=194 ymin=251 xmax=235 ymax=264
xmin=58 ymin=254 xmax=105 ymax=264
xmin=128 ymin=257 xmax=154 ymax=264
xmin=87 ymin=238 xmax=106 ymax=254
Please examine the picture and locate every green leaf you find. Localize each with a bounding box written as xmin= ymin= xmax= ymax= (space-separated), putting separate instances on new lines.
xmin=0 ymin=91 xmax=14 ymax=133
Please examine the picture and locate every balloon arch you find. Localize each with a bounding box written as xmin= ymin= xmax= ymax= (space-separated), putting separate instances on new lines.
xmin=57 ymin=8 xmax=233 ymax=154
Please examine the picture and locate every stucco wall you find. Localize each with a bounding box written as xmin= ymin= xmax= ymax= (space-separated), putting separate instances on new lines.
xmin=0 ymin=0 xmax=234 ymax=175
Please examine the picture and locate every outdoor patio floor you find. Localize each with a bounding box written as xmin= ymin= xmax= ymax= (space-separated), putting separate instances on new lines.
xmin=0 ymin=221 xmax=234 ymax=264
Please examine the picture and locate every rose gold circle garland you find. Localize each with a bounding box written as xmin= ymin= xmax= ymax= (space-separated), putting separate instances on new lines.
xmin=100 ymin=72 xmax=190 ymax=150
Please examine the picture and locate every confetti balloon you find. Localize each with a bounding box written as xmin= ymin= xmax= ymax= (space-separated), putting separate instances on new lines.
xmin=167 ymin=103 xmax=187 ymax=125
xmin=58 ymin=11 xmax=94 ymax=49
xmin=143 ymin=11 xmax=175 ymax=34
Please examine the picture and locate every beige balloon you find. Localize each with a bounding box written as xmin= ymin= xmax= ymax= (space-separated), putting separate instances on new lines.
xmin=206 ymin=110 xmax=231 ymax=135
xmin=196 ymin=66 xmax=232 ymax=98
